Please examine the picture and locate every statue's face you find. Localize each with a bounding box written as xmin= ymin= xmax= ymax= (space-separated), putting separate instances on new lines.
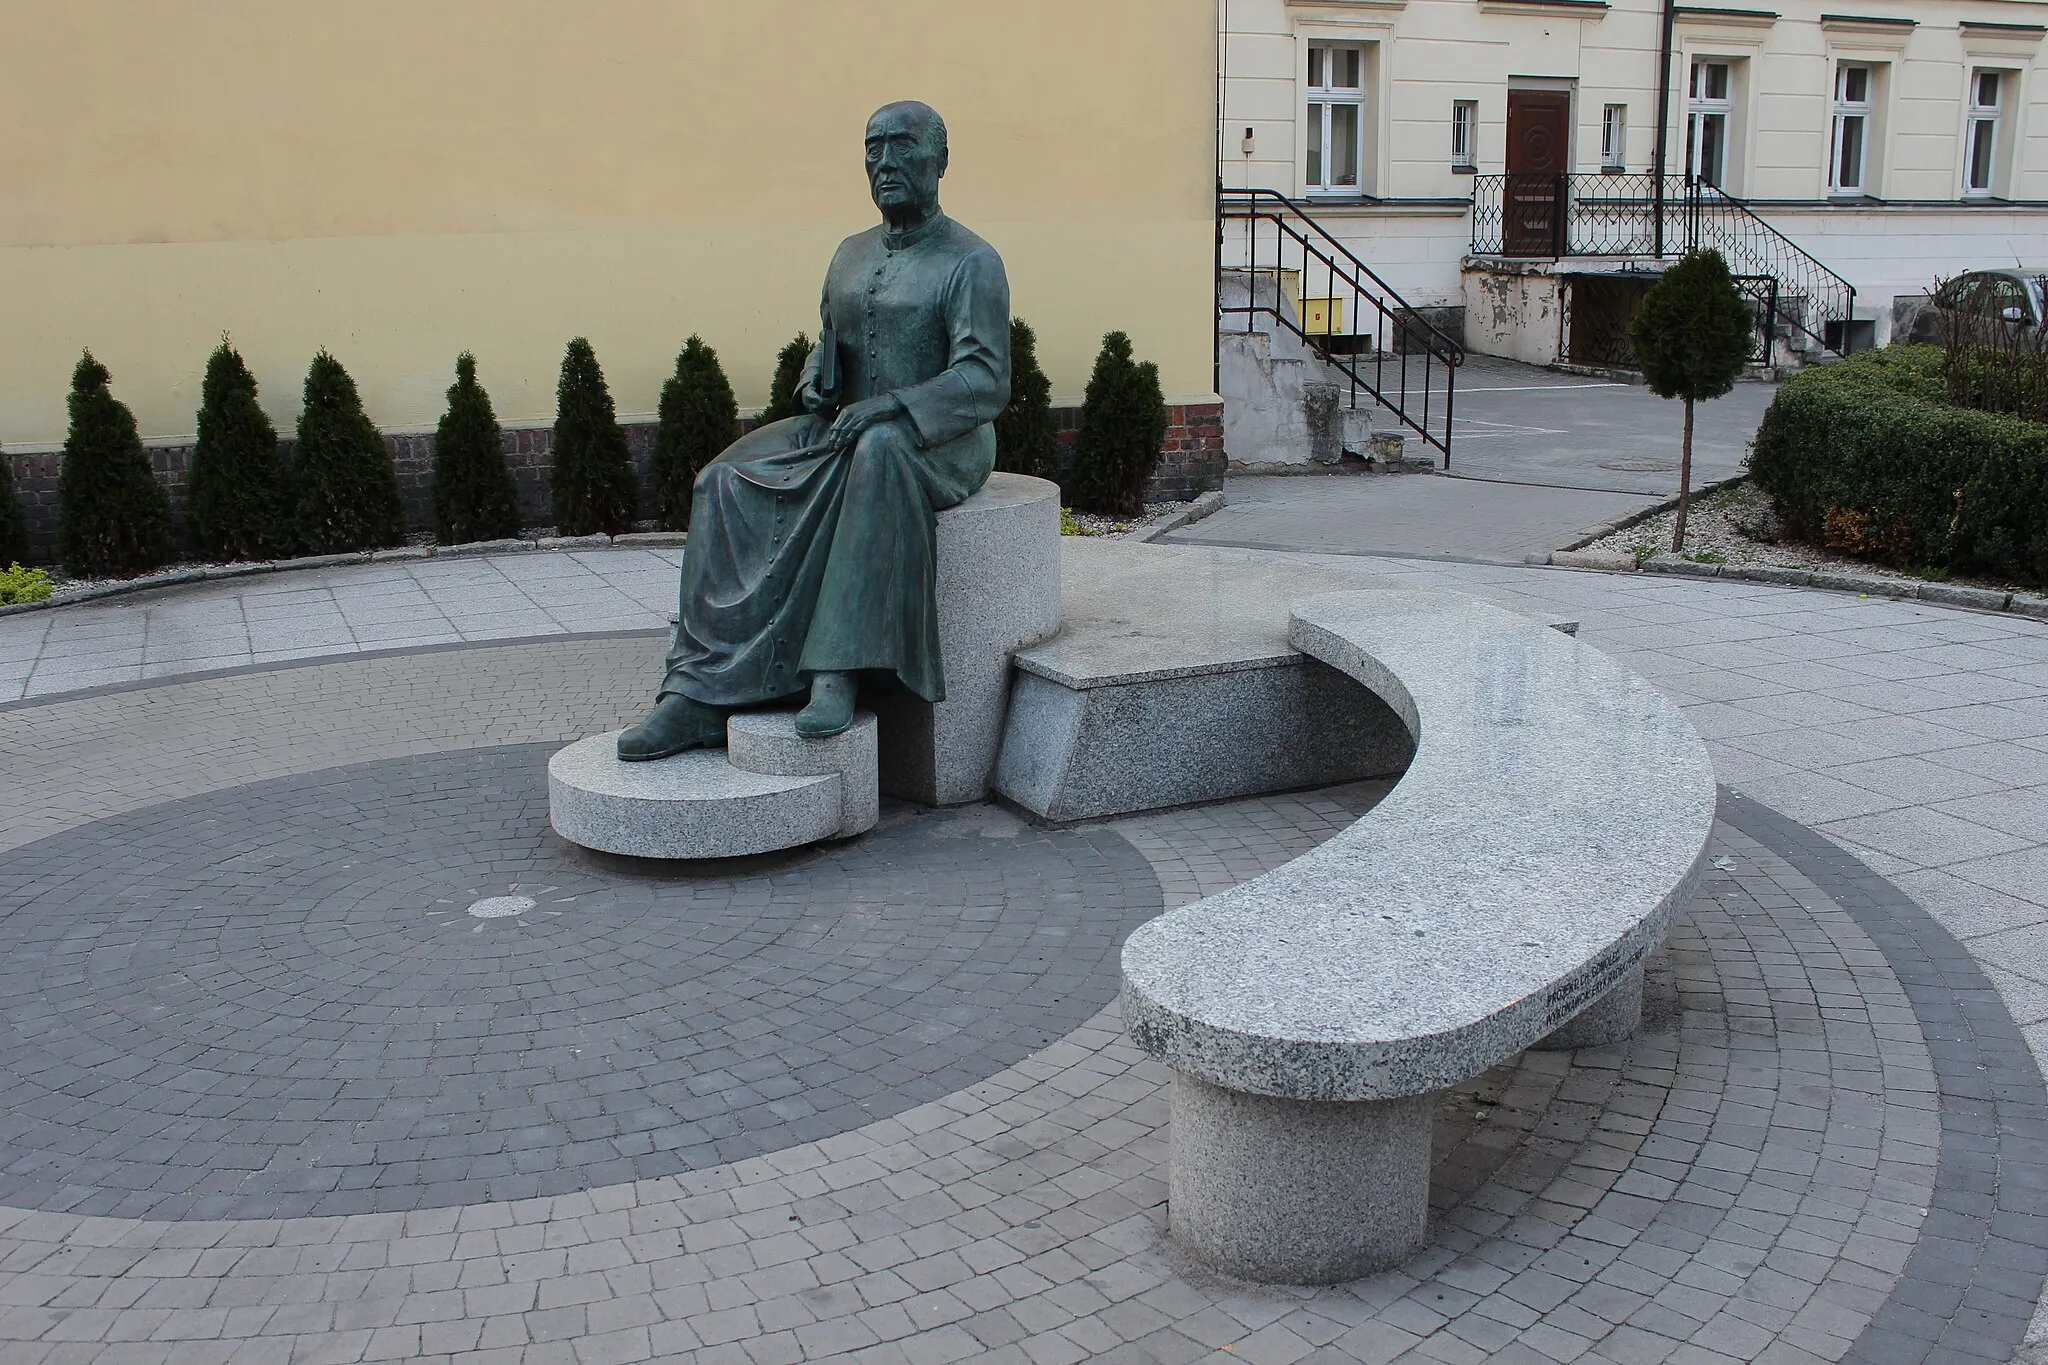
xmin=865 ymin=108 xmax=946 ymax=219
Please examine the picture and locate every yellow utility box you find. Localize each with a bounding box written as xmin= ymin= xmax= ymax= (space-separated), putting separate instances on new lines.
xmin=1300 ymin=296 xmax=1344 ymax=335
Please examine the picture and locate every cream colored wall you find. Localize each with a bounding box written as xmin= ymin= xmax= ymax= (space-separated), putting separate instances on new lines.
xmin=0 ymin=1 xmax=1218 ymax=445
xmin=1223 ymin=0 xmax=2048 ymax=202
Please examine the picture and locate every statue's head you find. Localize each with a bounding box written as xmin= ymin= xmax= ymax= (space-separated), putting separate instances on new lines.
xmin=865 ymin=101 xmax=948 ymax=223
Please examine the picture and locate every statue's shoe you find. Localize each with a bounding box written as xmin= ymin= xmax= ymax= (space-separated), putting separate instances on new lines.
xmin=796 ymin=672 xmax=857 ymax=739
xmin=616 ymin=694 xmax=727 ymax=761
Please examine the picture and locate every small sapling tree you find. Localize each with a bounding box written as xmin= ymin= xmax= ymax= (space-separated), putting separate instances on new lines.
xmin=186 ymin=337 xmax=294 ymax=561
xmin=995 ymin=317 xmax=1058 ymax=483
xmin=1070 ymin=331 xmax=1166 ymax=518
xmin=432 ymin=353 xmax=523 ymax=545
xmin=1629 ymin=249 xmax=1756 ymax=551
xmin=294 ymin=350 xmax=406 ymax=554
xmin=58 ymin=351 xmax=174 ymax=577
xmin=757 ymin=333 xmax=815 ymax=427
xmin=550 ymin=338 xmax=637 ymax=537
xmin=653 ymin=336 xmax=739 ymax=530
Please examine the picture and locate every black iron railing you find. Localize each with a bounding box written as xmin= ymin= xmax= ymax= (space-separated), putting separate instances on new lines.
xmin=1469 ymin=174 xmax=1856 ymax=356
xmin=1220 ymin=187 xmax=1465 ymax=464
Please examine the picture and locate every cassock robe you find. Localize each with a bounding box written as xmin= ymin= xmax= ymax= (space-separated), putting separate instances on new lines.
xmin=660 ymin=212 xmax=1011 ymax=707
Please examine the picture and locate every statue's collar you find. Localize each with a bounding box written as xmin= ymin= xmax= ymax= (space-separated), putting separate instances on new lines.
xmin=881 ymin=210 xmax=946 ymax=252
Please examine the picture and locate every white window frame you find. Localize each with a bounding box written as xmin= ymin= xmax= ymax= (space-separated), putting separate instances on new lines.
xmin=1965 ymin=68 xmax=2005 ymax=198
xmin=1687 ymin=60 xmax=1733 ymax=187
xmin=1601 ymin=104 xmax=1627 ymax=171
xmin=1830 ymin=62 xmax=1875 ymax=195
xmin=1451 ymin=100 xmax=1478 ymax=169
xmin=1305 ymin=42 xmax=1367 ymax=195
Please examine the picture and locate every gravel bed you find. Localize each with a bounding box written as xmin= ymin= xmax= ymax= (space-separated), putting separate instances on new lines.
xmin=1063 ymin=502 xmax=1181 ymax=538
xmin=1583 ymin=481 xmax=2020 ymax=592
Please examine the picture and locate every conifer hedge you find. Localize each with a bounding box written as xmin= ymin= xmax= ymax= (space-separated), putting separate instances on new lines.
xmin=758 ymin=333 xmax=814 ymax=426
xmin=186 ymin=338 xmax=294 ymax=561
xmin=550 ymin=338 xmax=637 ymax=537
xmin=432 ymin=353 xmax=523 ymax=545
xmin=294 ymin=351 xmax=406 ymax=554
xmin=0 ymin=447 xmax=29 ymax=569
xmin=58 ymin=352 xmax=174 ymax=577
xmin=1069 ymin=331 xmax=1166 ymax=518
xmin=653 ymin=336 xmax=739 ymax=530
xmin=995 ymin=318 xmax=1058 ymax=483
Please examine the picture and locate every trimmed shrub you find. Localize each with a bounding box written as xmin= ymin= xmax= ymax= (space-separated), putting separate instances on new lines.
xmin=652 ymin=336 xmax=739 ymax=530
xmin=58 ymin=351 xmax=174 ymax=578
xmin=1069 ymin=331 xmax=1166 ymax=518
xmin=1629 ymin=249 xmax=1755 ymax=551
xmin=550 ymin=337 xmax=637 ymax=537
xmin=995 ymin=317 xmax=1058 ymax=483
xmin=432 ymin=353 xmax=523 ymax=545
xmin=758 ymin=333 xmax=815 ymax=426
xmin=294 ymin=350 xmax=406 ymax=554
xmin=186 ymin=337 xmax=294 ymax=562
xmin=1750 ymin=344 xmax=2048 ymax=585
xmin=0 ymin=562 xmax=53 ymax=605
xmin=0 ymin=447 xmax=28 ymax=569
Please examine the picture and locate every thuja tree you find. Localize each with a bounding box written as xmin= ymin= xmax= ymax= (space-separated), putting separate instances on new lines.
xmin=550 ymin=337 xmax=637 ymax=537
xmin=58 ymin=351 xmax=174 ymax=577
xmin=0 ymin=446 xmax=29 ymax=568
xmin=995 ymin=317 xmax=1058 ymax=483
xmin=186 ymin=337 xmax=293 ymax=561
xmin=652 ymin=335 xmax=739 ymax=529
xmin=757 ymin=333 xmax=814 ymax=426
xmin=432 ymin=353 xmax=523 ymax=545
xmin=1630 ymin=249 xmax=1755 ymax=551
xmin=1069 ymin=331 xmax=1166 ymax=518
xmin=294 ymin=350 xmax=406 ymax=554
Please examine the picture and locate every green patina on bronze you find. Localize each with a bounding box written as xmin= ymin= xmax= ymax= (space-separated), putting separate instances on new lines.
xmin=620 ymin=101 xmax=1010 ymax=760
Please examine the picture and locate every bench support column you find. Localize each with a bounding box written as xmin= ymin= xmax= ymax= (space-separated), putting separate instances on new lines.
xmin=1534 ymin=963 xmax=1645 ymax=1051
xmin=1169 ymin=1072 xmax=1432 ymax=1284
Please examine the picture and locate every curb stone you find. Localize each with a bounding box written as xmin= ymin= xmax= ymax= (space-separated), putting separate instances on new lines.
xmin=1536 ymin=551 xmax=2043 ymax=622
xmin=1133 ymin=489 xmax=1227 ymax=544
xmin=0 ymin=531 xmax=676 ymax=617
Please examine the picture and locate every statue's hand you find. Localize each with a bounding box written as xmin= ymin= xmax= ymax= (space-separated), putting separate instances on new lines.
xmin=824 ymin=393 xmax=906 ymax=453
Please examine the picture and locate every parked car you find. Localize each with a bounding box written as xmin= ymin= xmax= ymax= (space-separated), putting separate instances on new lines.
xmin=1903 ymin=268 xmax=2046 ymax=345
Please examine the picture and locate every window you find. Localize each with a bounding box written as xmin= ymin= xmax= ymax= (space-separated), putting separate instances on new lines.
xmin=1965 ymin=69 xmax=2005 ymax=197
xmin=1830 ymin=62 xmax=1874 ymax=195
xmin=1601 ymin=104 xmax=1627 ymax=170
xmin=1307 ymin=44 xmax=1365 ymax=193
xmin=1452 ymin=100 xmax=1477 ymax=169
xmin=1687 ymin=60 xmax=1732 ymax=187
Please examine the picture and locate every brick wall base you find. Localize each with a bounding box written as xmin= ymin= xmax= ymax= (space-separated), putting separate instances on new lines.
xmin=4 ymin=400 xmax=1226 ymax=565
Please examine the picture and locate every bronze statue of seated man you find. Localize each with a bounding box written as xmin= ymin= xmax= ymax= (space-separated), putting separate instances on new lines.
xmin=618 ymin=100 xmax=1011 ymax=760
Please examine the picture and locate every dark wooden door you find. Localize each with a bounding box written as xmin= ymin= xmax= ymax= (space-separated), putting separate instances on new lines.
xmin=1505 ymin=90 xmax=1571 ymax=255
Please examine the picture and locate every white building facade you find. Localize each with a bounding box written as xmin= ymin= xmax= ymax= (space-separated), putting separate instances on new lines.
xmin=1219 ymin=0 xmax=2048 ymax=362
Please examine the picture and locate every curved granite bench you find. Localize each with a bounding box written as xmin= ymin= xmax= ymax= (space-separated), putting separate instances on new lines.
xmin=1121 ymin=589 xmax=1716 ymax=1285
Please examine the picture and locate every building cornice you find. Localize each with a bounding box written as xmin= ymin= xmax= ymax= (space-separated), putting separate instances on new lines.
xmin=1283 ymin=0 xmax=1409 ymax=13
xmin=1475 ymin=0 xmax=1610 ymax=15
xmin=1674 ymin=6 xmax=1779 ymax=28
xmin=1958 ymin=20 xmax=2046 ymax=38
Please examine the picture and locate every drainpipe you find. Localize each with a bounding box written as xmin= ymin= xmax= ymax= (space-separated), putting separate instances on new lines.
xmin=1651 ymin=0 xmax=1677 ymax=257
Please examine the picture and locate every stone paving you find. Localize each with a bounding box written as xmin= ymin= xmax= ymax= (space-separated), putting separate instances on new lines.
xmin=1 ymin=544 xmax=2046 ymax=1362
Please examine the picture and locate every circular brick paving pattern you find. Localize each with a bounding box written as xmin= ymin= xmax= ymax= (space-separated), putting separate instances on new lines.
xmin=0 ymin=744 xmax=1162 ymax=1221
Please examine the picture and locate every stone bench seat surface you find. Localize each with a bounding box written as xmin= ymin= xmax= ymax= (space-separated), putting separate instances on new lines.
xmin=1120 ymin=590 xmax=1716 ymax=1103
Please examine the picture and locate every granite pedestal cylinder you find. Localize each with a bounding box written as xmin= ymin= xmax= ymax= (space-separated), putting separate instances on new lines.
xmin=1168 ymin=1072 xmax=1432 ymax=1284
xmin=1533 ymin=963 xmax=1645 ymax=1051
xmin=871 ymin=472 xmax=1062 ymax=806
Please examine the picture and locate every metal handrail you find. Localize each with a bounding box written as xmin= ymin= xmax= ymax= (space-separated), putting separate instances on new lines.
xmin=1468 ymin=173 xmax=1857 ymax=355
xmin=1220 ymin=188 xmax=1464 ymax=464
